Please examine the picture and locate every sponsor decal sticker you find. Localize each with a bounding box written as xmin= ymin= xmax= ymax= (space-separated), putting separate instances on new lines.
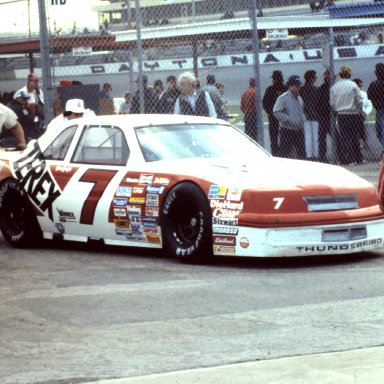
xmin=147 ymin=185 xmax=165 ymax=194
xmin=115 ymin=228 xmax=133 ymax=236
xmin=114 ymin=197 xmax=127 ymax=207
xmin=114 ymin=219 xmax=130 ymax=229
xmin=213 ymin=226 xmax=239 ymax=235
xmin=133 ymin=186 xmax=145 ymax=194
xmin=129 ymin=196 xmax=146 ymax=204
xmin=13 ymin=141 xmax=61 ymax=221
xmin=208 ymin=185 xmax=227 ymax=199
xmin=56 ymin=208 xmax=76 ymax=223
xmin=240 ymin=237 xmax=250 ymax=248
xmin=139 ymin=174 xmax=154 ymax=185
xmin=114 ymin=208 xmax=127 ymax=217
xmin=146 ymin=234 xmax=161 ymax=244
xmin=125 ymin=177 xmax=140 ymax=183
xmin=211 ymin=200 xmax=244 ymax=218
xmin=142 ymin=217 xmax=157 ymax=228
xmin=214 ymin=236 xmax=236 ymax=246
xmin=153 ymin=177 xmax=170 ymax=185
xmin=226 ymin=187 xmax=243 ymax=201
xmin=55 ymin=165 xmax=72 ymax=173
xmin=214 ymin=245 xmax=236 ymax=256
xmin=116 ymin=186 xmax=132 ymax=197
xmin=212 ymin=217 xmax=239 ymax=226
xmin=146 ymin=194 xmax=159 ymax=207
xmin=145 ymin=206 xmax=159 ymax=217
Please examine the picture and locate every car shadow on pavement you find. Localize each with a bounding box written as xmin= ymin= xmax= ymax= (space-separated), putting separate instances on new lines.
xmin=202 ymin=251 xmax=383 ymax=269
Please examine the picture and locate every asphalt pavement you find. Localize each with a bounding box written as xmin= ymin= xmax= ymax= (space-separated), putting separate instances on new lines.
xmin=87 ymin=161 xmax=384 ymax=384
xmin=89 ymin=157 xmax=383 ymax=384
xmin=91 ymin=346 xmax=384 ymax=384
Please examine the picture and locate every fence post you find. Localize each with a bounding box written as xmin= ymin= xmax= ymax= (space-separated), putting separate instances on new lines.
xmin=37 ymin=0 xmax=54 ymax=125
xmin=249 ymin=0 xmax=265 ymax=148
xmin=135 ymin=0 xmax=145 ymax=113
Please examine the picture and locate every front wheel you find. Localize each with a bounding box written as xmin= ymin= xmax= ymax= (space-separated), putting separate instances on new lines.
xmin=161 ymin=182 xmax=212 ymax=261
xmin=0 ymin=179 xmax=42 ymax=248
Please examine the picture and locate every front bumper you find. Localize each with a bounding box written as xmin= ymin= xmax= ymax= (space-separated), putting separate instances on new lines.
xmin=213 ymin=219 xmax=384 ymax=257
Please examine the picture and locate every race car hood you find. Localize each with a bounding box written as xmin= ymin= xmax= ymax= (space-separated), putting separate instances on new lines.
xmin=142 ymin=156 xmax=370 ymax=190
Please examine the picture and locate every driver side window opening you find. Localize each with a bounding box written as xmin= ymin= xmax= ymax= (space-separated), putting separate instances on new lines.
xmin=72 ymin=125 xmax=129 ymax=166
xmin=42 ymin=125 xmax=77 ymax=160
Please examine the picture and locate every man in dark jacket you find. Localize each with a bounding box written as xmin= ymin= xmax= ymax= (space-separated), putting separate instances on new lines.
xmin=7 ymin=90 xmax=40 ymax=140
xmin=158 ymin=75 xmax=180 ymax=113
xmin=130 ymin=75 xmax=159 ymax=114
xmin=262 ymin=70 xmax=286 ymax=156
xmin=316 ymin=70 xmax=331 ymax=162
xmin=367 ymin=63 xmax=384 ymax=155
xmin=300 ymin=69 xmax=319 ymax=160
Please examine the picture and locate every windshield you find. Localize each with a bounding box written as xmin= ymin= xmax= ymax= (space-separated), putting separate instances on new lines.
xmin=135 ymin=123 xmax=270 ymax=162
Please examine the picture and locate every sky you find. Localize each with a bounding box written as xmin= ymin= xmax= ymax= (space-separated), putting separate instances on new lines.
xmin=0 ymin=0 xmax=105 ymax=34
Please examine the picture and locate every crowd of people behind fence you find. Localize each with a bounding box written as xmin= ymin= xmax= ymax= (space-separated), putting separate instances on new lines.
xmin=1 ymin=64 xmax=384 ymax=166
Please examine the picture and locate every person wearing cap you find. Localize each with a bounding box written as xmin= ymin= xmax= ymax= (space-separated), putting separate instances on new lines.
xmin=240 ymin=77 xmax=258 ymax=141
xmin=262 ymin=70 xmax=286 ymax=156
xmin=7 ymin=90 xmax=37 ymax=140
xmin=173 ymin=71 xmax=217 ymax=118
xmin=14 ymin=72 xmax=44 ymax=127
xmin=273 ymin=75 xmax=306 ymax=159
xmin=330 ymin=65 xmax=364 ymax=165
xmin=201 ymin=74 xmax=227 ymax=120
xmin=300 ymin=70 xmax=319 ymax=161
xmin=100 ymin=83 xmax=113 ymax=99
xmin=0 ymin=102 xmax=27 ymax=150
xmin=317 ymin=70 xmax=332 ymax=163
xmin=367 ymin=63 xmax=384 ymax=156
xmin=46 ymin=98 xmax=95 ymax=135
xmin=130 ymin=75 xmax=159 ymax=114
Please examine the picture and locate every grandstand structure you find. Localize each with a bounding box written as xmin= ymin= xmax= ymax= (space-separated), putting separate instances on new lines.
xmin=93 ymin=0 xmax=310 ymax=31
xmin=0 ymin=1 xmax=383 ymax=82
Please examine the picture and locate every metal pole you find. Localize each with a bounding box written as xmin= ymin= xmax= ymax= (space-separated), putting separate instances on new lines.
xmin=37 ymin=0 xmax=54 ymax=125
xmin=135 ymin=0 xmax=144 ymax=113
xmin=249 ymin=0 xmax=264 ymax=147
xmin=126 ymin=0 xmax=134 ymax=93
xmin=328 ymin=27 xmax=337 ymax=163
xmin=192 ymin=0 xmax=196 ymax=23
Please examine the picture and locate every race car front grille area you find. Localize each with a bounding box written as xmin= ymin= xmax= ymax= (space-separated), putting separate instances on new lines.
xmin=303 ymin=194 xmax=359 ymax=212
xmin=322 ymin=226 xmax=367 ymax=242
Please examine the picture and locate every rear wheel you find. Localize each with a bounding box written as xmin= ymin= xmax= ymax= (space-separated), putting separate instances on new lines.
xmin=0 ymin=179 xmax=42 ymax=248
xmin=161 ymin=182 xmax=212 ymax=261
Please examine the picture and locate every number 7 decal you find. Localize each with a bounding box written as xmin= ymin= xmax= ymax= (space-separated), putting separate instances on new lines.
xmin=273 ymin=197 xmax=285 ymax=210
xmin=79 ymin=169 xmax=118 ymax=224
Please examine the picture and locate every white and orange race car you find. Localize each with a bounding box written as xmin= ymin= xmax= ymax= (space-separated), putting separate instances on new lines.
xmin=0 ymin=114 xmax=383 ymax=261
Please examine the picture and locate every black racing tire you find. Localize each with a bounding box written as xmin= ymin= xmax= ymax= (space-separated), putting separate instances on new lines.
xmin=0 ymin=179 xmax=42 ymax=248
xmin=161 ymin=182 xmax=213 ymax=261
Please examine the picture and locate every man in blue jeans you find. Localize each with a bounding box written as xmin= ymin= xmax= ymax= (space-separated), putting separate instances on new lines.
xmin=330 ymin=65 xmax=363 ymax=165
xmin=367 ymin=63 xmax=384 ymax=156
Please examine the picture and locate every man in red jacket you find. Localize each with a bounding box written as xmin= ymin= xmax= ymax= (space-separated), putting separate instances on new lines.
xmin=240 ymin=77 xmax=257 ymax=141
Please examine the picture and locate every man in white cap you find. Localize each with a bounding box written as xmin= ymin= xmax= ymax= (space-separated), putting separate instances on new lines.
xmin=46 ymin=98 xmax=95 ymax=135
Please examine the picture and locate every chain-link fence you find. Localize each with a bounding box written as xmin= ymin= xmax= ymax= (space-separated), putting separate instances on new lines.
xmin=0 ymin=0 xmax=384 ymax=172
